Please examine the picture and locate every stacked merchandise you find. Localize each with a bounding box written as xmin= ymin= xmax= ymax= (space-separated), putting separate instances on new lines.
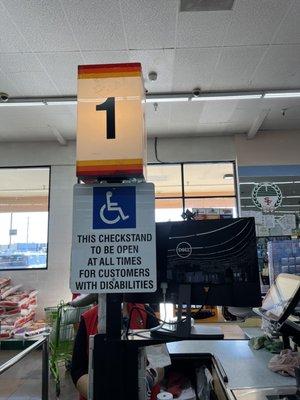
xmin=0 ymin=277 xmax=38 ymax=339
xmin=268 ymin=239 xmax=300 ymax=284
xmin=193 ymin=208 xmax=233 ymax=220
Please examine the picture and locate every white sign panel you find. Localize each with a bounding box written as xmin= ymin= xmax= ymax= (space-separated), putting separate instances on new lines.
xmin=70 ymin=182 xmax=156 ymax=293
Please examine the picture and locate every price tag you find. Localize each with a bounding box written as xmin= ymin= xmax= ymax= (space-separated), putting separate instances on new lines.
xmin=77 ymin=63 xmax=146 ymax=182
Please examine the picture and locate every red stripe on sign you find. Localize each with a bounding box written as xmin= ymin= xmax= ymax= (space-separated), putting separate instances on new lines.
xmin=78 ymin=63 xmax=141 ymax=74
xmin=77 ymin=164 xmax=142 ymax=172
xmin=77 ymin=168 xmax=143 ymax=175
xmin=77 ymin=169 xmax=143 ymax=178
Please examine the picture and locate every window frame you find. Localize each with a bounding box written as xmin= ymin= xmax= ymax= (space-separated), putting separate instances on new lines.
xmin=0 ymin=165 xmax=51 ymax=271
xmin=148 ymin=161 xmax=239 ymax=217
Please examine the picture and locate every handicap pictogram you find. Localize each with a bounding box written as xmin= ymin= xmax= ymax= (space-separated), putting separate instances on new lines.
xmin=93 ymin=186 xmax=136 ymax=229
xmin=99 ymin=191 xmax=129 ymax=225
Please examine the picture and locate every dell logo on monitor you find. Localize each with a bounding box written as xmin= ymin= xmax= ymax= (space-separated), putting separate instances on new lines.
xmin=176 ymin=242 xmax=192 ymax=258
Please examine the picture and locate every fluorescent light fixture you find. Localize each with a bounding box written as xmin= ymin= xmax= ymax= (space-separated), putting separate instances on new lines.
xmin=146 ymin=97 xmax=189 ymax=103
xmin=264 ymin=92 xmax=300 ymax=98
xmin=3 ymin=89 xmax=300 ymax=108
xmin=0 ymin=101 xmax=44 ymax=107
xmin=192 ymin=94 xmax=262 ymax=101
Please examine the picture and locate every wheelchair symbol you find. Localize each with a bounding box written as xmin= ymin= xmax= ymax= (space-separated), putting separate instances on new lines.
xmin=99 ymin=191 xmax=129 ymax=225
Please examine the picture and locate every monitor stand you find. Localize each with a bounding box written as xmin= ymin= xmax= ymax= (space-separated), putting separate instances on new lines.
xmin=151 ymin=284 xmax=224 ymax=340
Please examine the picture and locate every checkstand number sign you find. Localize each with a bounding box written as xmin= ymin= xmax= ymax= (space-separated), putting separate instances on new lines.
xmin=96 ymin=97 xmax=115 ymax=139
xmin=93 ymin=186 xmax=136 ymax=229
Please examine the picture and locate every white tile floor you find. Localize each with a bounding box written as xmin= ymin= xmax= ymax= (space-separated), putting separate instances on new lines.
xmin=0 ymin=350 xmax=77 ymax=400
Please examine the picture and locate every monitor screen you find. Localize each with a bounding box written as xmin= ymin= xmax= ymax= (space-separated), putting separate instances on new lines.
xmin=260 ymin=273 xmax=300 ymax=322
xmin=125 ymin=218 xmax=262 ymax=307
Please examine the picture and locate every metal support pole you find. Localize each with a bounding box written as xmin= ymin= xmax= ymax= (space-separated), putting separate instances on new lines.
xmin=42 ymin=336 xmax=49 ymax=400
xmin=98 ymin=293 xmax=107 ymax=334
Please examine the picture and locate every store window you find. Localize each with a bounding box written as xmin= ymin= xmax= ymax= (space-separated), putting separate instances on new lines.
xmin=0 ymin=167 xmax=50 ymax=270
xmin=147 ymin=162 xmax=237 ymax=222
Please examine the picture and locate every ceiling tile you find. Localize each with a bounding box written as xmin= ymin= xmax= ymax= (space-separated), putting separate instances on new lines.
xmin=199 ymin=100 xmax=239 ymax=123
xmin=229 ymin=104 xmax=264 ymax=125
xmin=221 ymin=122 xmax=249 ymax=134
xmin=224 ymin=0 xmax=291 ymax=46
xmin=172 ymin=48 xmax=220 ymax=91
xmin=210 ymin=46 xmax=267 ymax=90
xmin=37 ymin=52 xmax=84 ymax=94
xmin=121 ymin=0 xmax=177 ymax=49
xmin=0 ymin=126 xmax=53 ymax=142
xmin=190 ymin=123 xmax=225 ymax=136
xmin=129 ymin=49 xmax=175 ymax=92
xmin=251 ymin=44 xmax=300 ymax=89
xmin=262 ymin=115 xmax=300 ymax=130
xmin=176 ymin=10 xmax=232 ymax=48
xmin=169 ymin=102 xmax=205 ymax=132
xmin=0 ymin=106 xmax=76 ymax=141
xmin=0 ymin=53 xmax=43 ymax=74
xmin=261 ymin=101 xmax=300 ymax=130
xmin=0 ymin=3 xmax=30 ymax=53
xmin=145 ymin=103 xmax=171 ymax=136
xmin=273 ymin=1 xmax=300 ymax=44
xmin=3 ymin=0 xmax=79 ymax=52
xmin=82 ymin=50 xmax=129 ymax=65
xmin=3 ymin=71 xmax=59 ymax=96
xmin=0 ymin=70 xmax=21 ymax=96
xmin=61 ymin=0 xmax=127 ymax=50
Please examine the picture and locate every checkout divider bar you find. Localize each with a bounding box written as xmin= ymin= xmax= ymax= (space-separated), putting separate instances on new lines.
xmin=0 ymin=336 xmax=49 ymax=400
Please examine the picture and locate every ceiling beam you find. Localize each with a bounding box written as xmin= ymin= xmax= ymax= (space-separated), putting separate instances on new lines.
xmin=48 ymin=125 xmax=67 ymax=146
xmin=247 ymin=109 xmax=270 ymax=139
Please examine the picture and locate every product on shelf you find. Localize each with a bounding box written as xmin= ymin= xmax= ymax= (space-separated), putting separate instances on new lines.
xmin=0 ymin=277 xmax=39 ymax=339
xmin=0 ymin=284 xmax=22 ymax=300
xmin=0 ymin=310 xmax=35 ymax=330
xmin=0 ymin=277 xmax=11 ymax=288
xmin=268 ymin=239 xmax=300 ymax=284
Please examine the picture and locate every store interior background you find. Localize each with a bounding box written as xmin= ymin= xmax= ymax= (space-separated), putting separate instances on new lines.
xmin=0 ymin=132 xmax=299 ymax=317
xmin=0 ymin=0 xmax=300 ymax=317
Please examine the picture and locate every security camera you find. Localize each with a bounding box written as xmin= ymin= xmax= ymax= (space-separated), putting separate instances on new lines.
xmin=281 ymin=108 xmax=287 ymax=117
xmin=192 ymin=88 xmax=201 ymax=97
xmin=0 ymin=92 xmax=9 ymax=102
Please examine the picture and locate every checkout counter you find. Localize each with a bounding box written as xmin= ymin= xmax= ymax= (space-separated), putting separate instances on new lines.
xmin=89 ymin=274 xmax=300 ymax=400
xmin=167 ymin=340 xmax=297 ymax=400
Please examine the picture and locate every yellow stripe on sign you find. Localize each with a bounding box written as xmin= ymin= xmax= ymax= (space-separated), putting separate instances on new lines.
xmin=78 ymin=71 xmax=141 ymax=79
xmin=76 ymin=159 xmax=143 ymax=167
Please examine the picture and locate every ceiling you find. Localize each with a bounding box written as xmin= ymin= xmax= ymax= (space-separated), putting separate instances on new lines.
xmin=0 ymin=0 xmax=300 ymax=142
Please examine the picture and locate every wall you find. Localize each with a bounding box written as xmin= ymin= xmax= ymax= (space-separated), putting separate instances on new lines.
xmin=147 ymin=136 xmax=235 ymax=163
xmin=0 ymin=142 xmax=76 ymax=317
xmin=235 ymin=130 xmax=300 ymax=166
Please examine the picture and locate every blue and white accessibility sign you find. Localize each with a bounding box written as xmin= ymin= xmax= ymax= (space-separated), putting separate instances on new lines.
xmin=93 ymin=186 xmax=136 ymax=229
xmin=70 ymin=182 xmax=156 ymax=294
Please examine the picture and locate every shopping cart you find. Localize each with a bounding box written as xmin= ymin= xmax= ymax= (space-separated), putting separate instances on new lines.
xmin=44 ymin=302 xmax=90 ymax=397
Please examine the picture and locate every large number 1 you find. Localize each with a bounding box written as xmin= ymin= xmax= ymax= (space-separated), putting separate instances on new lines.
xmin=96 ymin=97 xmax=115 ymax=139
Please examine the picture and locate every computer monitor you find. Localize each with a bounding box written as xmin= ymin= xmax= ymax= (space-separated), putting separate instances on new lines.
xmin=126 ymin=218 xmax=261 ymax=304
xmin=253 ymin=273 xmax=300 ymax=324
xmin=157 ymin=217 xmax=262 ymax=307
xmin=155 ymin=218 xmax=262 ymax=338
